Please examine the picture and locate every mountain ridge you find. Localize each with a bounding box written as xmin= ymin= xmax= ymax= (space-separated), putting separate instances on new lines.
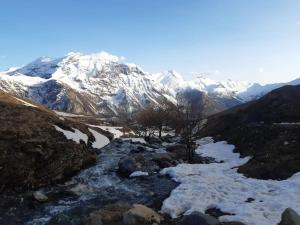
xmin=1 ymin=51 xmax=299 ymax=116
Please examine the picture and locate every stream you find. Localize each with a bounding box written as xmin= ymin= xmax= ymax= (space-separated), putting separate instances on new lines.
xmin=16 ymin=139 xmax=178 ymax=225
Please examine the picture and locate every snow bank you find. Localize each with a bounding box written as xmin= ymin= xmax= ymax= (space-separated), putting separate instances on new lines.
xmin=13 ymin=96 xmax=37 ymax=108
xmin=129 ymin=171 xmax=149 ymax=178
xmin=88 ymin=128 xmax=109 ymax=149
xmin=54 ymin=125 xmax=88 ymax=144
xmin=54 ymin=110 xmax=87 ymax=117
xmin=122 ymin=138 xmax=146 ymax=144
xmin=160 ymin=138 xmax=300 ymax=225
xmin=88 ymin=125 xmax=123 ymax=138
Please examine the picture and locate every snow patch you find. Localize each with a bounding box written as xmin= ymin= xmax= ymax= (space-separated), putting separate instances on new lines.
xmin=160 ymin=138 xmax=300 ymax=225
xmin=122 ymin=138 xmax=146 ymax=144
xmin=12 ymin=96 xmax=37 ymax=108
xmin=54 ymin=110 xmax=87 ymax=117
xmin=54 ymin=125 xmax=88 ymax=144
xmin=88 ymin=128 xmax=110 ymax=149
xmin=129 ymin=171 xmax=149 ymax=178
xmin=89 ymin=125 xmax=124 ymax=139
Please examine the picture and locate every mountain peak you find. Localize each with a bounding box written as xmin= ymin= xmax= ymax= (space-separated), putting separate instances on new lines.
xmin=65 ymin=51 xmax=123 ymax=63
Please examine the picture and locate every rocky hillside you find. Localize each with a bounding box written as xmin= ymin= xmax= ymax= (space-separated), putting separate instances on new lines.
xmin=0 ymin=92 xmax=109 ymax=192
xmin=200 ymin=85 xmax=300 ymax=180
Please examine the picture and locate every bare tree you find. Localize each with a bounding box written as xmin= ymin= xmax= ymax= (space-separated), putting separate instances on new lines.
xmin=173 ymin=91 xmax=204 ymax=162
xmin=135 ymin=106 xmax=157 ymax=137
xmin=135 ymin=98 xmax=176 ymax=138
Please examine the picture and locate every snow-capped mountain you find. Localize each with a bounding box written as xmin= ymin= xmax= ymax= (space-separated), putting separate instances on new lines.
xmin=0 ymin=51 xmax=299 ymax=117
xmin=0 ymin=52 xmax=176 ymax=116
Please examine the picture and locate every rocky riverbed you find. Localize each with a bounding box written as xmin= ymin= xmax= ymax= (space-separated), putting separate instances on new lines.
xmin=0 ymin=139 xmax=180 ymax=225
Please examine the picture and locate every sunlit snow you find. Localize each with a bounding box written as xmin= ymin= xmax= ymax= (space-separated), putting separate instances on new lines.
xmin=88 ymin=128 xmax=109 ymax=149
xmin=129 ymin=171 xmax=149 ymax=178
xmin=12 ymin=96 xmax=38 ymax=108
xmin=160 ymin=137 xmax=300 ymax=225
xmin=54 ymin=125 xmax=88 ymax=144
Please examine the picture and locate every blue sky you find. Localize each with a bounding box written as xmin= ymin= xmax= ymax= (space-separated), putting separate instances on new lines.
xmin=0 ymin=0 xmax=300 ymax=83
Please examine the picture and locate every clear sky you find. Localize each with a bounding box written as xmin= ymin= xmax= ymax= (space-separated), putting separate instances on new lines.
xmin=1 ymin=0 xmax=300 ymax=83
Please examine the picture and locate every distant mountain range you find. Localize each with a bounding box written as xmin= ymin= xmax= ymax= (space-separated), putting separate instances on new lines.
xmin=0 ymin=51 xmax=299 ymax=117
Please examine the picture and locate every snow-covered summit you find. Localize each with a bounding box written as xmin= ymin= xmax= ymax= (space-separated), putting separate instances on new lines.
xmin=1 ymin=51 xmax=299 ymax=116
xmin=0 ymin=51 xmax=172 ymax=116
xmin=188 ymin=76 xmax=253 ymax=97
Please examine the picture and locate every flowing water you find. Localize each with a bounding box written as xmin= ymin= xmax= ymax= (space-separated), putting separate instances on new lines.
xmin=20 ymin=140 xmax=177 ymax=225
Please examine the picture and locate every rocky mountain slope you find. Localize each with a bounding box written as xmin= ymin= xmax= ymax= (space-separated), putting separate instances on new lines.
xmin=0 ymin=52 xmax=177 ymax=117
xmin=0 ymin=91 xmax=111 ymax=192
xmin=200 ymin=84 xmax=300 ymax=180
xmin=0 ymin=51 xmax=299 ymax=117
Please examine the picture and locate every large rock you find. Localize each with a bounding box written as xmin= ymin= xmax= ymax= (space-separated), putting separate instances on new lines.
xmin=118 ymin=154 xmax=160 ymax=177
xmin=88 ymin=202 xmax=131 ymax=225
xmin=176 ymin=212 xmax=219 ymax=225
xmin=88 ymin=203 xmax=163 ymax=225
xmin=151 ymin=153 xmax=178 ymax=168
xmin=278 ymin=208 xmax=300 ymax=225
xmin=166 ymin=144 xmax=204 ymax=163
xmin=123 ymin=204 xmax=163 ymax=225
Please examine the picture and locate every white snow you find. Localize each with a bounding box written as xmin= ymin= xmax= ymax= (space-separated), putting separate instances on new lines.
xmin=160 ymin=138 xmax=300 ymax=225
xmin=1 ymin=73 xmax=46 ymax=85
xmin=88 ymin=125 xmax=124 ymax=138
xmin=54 ymin=110 xmax=87 ymax=117
xmin=122 ymin=138 xmax=147 ymax=144
xmin=129 ymin=171 xmax=149 ymax=178
xmin=2 ymin=51 xmax=300 ymax=117
xmin=274 ymin=122 xmax=300 ymax=125
xmin=12 ymin=96 xmax=38 ymax=108
xmin=2 ymin=51 xmax=299 ymax=116
xmin=88 ymin=128 xmax=110 ymax=149
xmin=54 ymin=125 xmax=88 ymax=144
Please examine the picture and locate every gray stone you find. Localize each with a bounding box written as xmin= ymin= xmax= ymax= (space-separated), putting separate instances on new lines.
xmin=278 ymin=208 xmax=300 ymax=225
xmin=176 ymin=211 xmax=219 ymax=225
xmin=123 ymin=204 xmax=162 ymax=225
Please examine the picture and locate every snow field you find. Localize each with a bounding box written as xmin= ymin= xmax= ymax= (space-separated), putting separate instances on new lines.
xmin=160 ymin=138 xmax=300 ymax=225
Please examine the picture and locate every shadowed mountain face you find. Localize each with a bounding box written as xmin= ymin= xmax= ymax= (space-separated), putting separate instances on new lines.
xmin=200 ymin=85 xmax=300 ymax=180
xmin=0 ymin=92 xmax=98 ymax=192
xmin=177 ymin=89 xmax=225 ymax=117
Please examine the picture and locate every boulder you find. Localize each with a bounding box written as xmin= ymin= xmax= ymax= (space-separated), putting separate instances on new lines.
xmin=118 ymin=154 xmax=160 ymax=177
xmin=166 ymin=144 xmax=203 ymax=163
xmin=278 ymin=208 xmax=300 ymax=225
xmin=123 ymin=204 xmax=163 ymax=225
xmin=118 ymin=155 xmax=144 ymax=177
xmin=88 ymin=202 xmax=131 ymax=225
xmin=151 ymin=153 xmax=178 ymax=168
xmin=144 ymin=136 xmax=163 ymax=144
xmin=176 ymin=212 xmax=219 ymax=225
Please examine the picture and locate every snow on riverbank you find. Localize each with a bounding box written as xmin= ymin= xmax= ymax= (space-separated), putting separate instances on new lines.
xmin=88 ymin=128 xmax=110 ymax=149
xmin=88 ymin=125 xmax=123 ymax=138
xmin=122 ymin=137 xmax=146 ymax=144
xmin=160 ymin=137 xmax=300 ymax=225
xmin=54 ymin=125 xmax=88 ymax=144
